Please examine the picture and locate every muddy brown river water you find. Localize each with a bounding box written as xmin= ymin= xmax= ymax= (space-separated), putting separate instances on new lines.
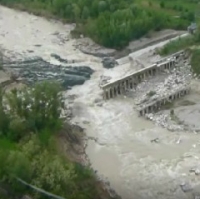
xmin=1 ymin=5 xmax=200 ymax=199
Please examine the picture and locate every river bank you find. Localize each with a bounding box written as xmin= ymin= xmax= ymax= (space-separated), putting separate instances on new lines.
xmin=0 ymin=5 xmax=122 ymax=199
xmin=0 ymin=0 xmax=190 ymax=49
xmin=0 ymin=1 xmax=186 ymax=60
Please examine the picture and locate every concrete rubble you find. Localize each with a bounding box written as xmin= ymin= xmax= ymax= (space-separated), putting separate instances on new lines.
xmin=127 ymin=58 xmax=193 ymax=131
xmin=145 ymin=104 xmax=200 ymax=132
xmin=180 ymin=182 xmax=193 ymax=192
xmin=145 ymin=112 xmax=185 ymax=131
xmin=99 ymin=75 xmax=112 ymax=86
xmin=189 ymin=167 xmax=200 ymax=175
xmin=134 ymin=64 xmax=192 ymax=106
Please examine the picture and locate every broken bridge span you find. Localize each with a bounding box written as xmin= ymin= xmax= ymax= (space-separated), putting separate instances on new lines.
xmin=100 ymin=50 xmax=187 ymax=100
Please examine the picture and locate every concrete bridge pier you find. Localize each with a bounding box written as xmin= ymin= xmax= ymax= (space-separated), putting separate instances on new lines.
xmin=101 ymin=50 xmax=186 ymax=100
xmin=138 ymin=87 xmax=190 ymax=117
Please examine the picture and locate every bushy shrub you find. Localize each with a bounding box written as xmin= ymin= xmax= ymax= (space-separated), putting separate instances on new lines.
xmin=0 ymin=81 xmax=64 ymax=141
xmin=0 ymin=81 xmax=99 ymax=199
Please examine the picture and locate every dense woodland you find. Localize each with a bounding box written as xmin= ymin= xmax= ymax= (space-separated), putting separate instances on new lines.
xmin=0 ymin=0 xmax=198 ymax=48
xmin=0 ymin=81 xmax=112 ymax=199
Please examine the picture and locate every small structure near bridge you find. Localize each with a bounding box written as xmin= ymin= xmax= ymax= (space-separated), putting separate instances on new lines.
xmin=187 ymin=22 xmax=197 ymax=34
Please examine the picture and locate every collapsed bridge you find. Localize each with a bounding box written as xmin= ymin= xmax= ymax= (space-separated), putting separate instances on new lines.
xmin=100 ymin=50 xmax=186 ymax=100
xmin=138 ymin=87 xmax=190 ymax=116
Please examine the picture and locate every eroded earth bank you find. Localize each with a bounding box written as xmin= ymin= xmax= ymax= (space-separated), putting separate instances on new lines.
xmin=1 ymin=5 xmax=200 ymax=199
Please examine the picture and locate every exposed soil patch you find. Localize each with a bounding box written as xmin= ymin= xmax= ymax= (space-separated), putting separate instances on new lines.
xmin=57 ymin=122 xmax=121 ymax=199
xmin=76 ymin=29 xmax=186 ymax=59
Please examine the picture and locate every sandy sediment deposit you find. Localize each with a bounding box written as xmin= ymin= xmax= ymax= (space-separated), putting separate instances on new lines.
xmin=1 ymin=5 xmax=200 ymax=199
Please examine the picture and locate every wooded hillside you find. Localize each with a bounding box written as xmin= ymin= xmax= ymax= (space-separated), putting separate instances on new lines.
xmin=0 ymin=0 xmax=198 ymax=48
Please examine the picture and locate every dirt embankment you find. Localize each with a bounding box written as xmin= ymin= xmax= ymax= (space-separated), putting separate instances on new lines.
xmin=0 ymin=5 xmax=120 ymax=197
xmin=58 ymin=123 xmax=121 ymax=199
xmin=77 ymin=29 xmax=186 ymax=59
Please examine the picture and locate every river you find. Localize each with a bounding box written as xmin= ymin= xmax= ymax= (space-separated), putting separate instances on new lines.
xmin=0 ymin=5 xmax=200 ymax=199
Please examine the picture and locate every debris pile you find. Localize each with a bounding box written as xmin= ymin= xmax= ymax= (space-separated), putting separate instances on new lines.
xmin=51 ymin=31 xmax=70 ymax=45
xmin=145 ymin=112 xmax=184 ymax=131
xmin=129 ymin=59 xmax=193 ymax=131
xmin=134 ymin=65 xmax=192 ymax=106
xmin=99 ymin=75 xmax=111 ymax=86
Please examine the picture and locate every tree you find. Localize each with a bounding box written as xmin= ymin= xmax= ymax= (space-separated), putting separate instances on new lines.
xmin=160 ymin=1 xmax=165 ymax=8
xmin=82 ymin=6 xmax=89 ymax=19
xmin=98 ymin=1 xmax=107 ymax=13
xmin=0 ymin=81 xmax=64 ymax=141
xmin=73 ymin=3 xmax=81 ymax=21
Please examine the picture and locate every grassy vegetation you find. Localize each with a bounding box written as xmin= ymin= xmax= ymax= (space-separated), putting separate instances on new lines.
xmin=178 ymin=100 xmax=196 ymax=106
xmin=162 ymin=101 xmax=174 ymax=110
xmin=158 ymin=22 xmax=200 ymax=76
xmin=158 ymin=35 xmax=196 ymax=55
xmin=159 ymin=37 xmax=200 ymax=75
xmin=0 ymin=0 xmax=199 ymax=49
xmin=136 ymin=0 xmax=198 ymax=18
xmin=0 ymin=81 xmax=114 ymax=199
xmin=158 ymin=36 xmax=200 ymax=76
xmin=190 ymin=48 xmax=200 ymax=75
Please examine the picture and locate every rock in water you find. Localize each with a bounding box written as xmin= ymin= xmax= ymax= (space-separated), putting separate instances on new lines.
xmin=62 ymin=74 xmax=87 ymax=88
xmin=180 ymin=183 xmax=193 ymax=192
xmin=102 ymin=57 xmax=117 ymax=68
xmin=50 ymin=53 xmax=68 ymax=63
xmin=3 ymin=56 xmax=94 ymax=89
